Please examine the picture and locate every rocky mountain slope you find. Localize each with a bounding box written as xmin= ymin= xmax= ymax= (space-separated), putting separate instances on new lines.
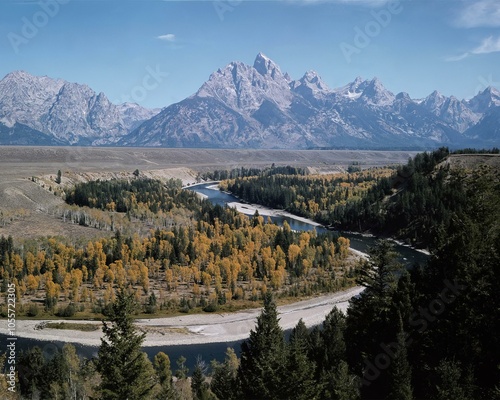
xmin=0 ymin=71 xmax=159 ymax=145
xmin=122 ymin=53 xmax=499 ymax=149
xmin=1 ymin=55 xmax=499 ymax=148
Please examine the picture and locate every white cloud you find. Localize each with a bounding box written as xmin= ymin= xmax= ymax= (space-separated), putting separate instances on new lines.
xmin=157 ymin=34 xmax=176 ymax=42
xmin=446 ymin=35 xmax=500 ymax=62
xmin=456 ymin=0 xmax=500 ymax=28
xmin=472 ymin=35 xmax=500 ymax=54
xmin=445 ymin=53 xmax=470 ymax=62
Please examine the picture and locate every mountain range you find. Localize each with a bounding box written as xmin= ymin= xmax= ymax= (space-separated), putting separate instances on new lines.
xmin=1 ymin=53 xmax=499 ymax=149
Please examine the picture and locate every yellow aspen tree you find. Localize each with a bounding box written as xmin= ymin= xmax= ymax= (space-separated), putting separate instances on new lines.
xmin=180 ymin=266 xmax=191 ymax=288
xmin=288 ymin=244 xmax=301 ymax=269
xmin=35 ymin=251 xmax=46 ymax=273
xmin=299 ymin=232 xmax=311 ymax=250
xmin=70 ymin=269 xmax=83 ymax=301
xmin=114 ymin=261 xmax=126 ymax=288
xmin=81 ymin=286 xmax=89 ymax=303
xmin=215 ymin=274 xmax=223 ymax=293
xmin=261 ymin=246 xmax=276 ymax=279
xmin=201 ymin=271 xmax=211 ymax=290
xmin=105 ymin=267 xmax=115 ymax=283
xmin=25 ymin=252 xmax=35 ymax=275
xmin=193 ymin=283 xmax=201 ymax=296
xmin=260 ymin=282 xmax=267 ymax=297
xmin=12 ymin=278 xmax=23 ymax=300
xmin=220 ymin=258 xmax=232 ymax=285
xmin=81 ymin=265 xmax=88 ymax=282
xmin=25 ymin=274 xmax=39 ymax=294
xmin=11 ymin=254 xmax=23 ymax=278
xmin=93 ymin=266 xmax=106 ymax=289
xmin=139 ymin=264 xmax=149 ymax=293
xmin=62 ymin=272 xmax=72 ymax=300
xmin=274 ymin=246 xmax=287 ymax=271
xmin=165 ymin=268 xmax=174 ymax=290
xmin=338 ymin=237 xmax=350 ymax=259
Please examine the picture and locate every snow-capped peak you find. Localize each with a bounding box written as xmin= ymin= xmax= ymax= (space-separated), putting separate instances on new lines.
xmin=468 ymin=86 xmax=500 ymax=113
xmin=290 ymin=70 xmax=331 ymax=100
xmin=334 ymin=76 xmax=367 ymax=99
xmin=359 ymin=77 xmax=395 ymax=106
xmin=253 ymin=52 xmax=283 ymax=80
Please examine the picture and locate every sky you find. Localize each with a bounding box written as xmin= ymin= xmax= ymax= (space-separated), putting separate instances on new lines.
xmin=0 ymin=0 xmax=499 ymax=109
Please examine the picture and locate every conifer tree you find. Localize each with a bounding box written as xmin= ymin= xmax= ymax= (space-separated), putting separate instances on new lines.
xmin=153 ymin=351 xmax=176 ymax=400
xmin=331 ymin=360 xmax=361 ymax=400
xmin=96 ymin=290 xmax=156 ymax=400
xmin=210 ymin=348 xmax=240 ymax=400
xmin=238 ymin=292 xmax=286 ymax=399
xmin=387 ymin=315 xmax=413 ymax=400
xmin=284 ymin=319 xmax=318 ymax=400
xmin=191 ymin=357 xmax=214 ymax=400
xmin=434 ymin=359 xmax=467 ymax=400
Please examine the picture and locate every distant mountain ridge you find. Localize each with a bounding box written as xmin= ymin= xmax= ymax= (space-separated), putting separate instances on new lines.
xmin=0 ymin=70 xmax=160 ymax=145
xmin=1 ymin=54 xmax=499 ymax=148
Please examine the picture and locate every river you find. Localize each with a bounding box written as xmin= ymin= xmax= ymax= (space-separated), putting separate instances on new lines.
xmin=1 ymin=182 xmax=429 ymax=371
xmin=188 ymin=182 xmax=429 ymax=266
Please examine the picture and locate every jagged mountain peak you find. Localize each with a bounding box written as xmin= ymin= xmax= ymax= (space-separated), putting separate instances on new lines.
xmin=300 ymin=70 xmax=329 ymax=89
xmin=334 ymin=76 xmax=368 ymax=99
xmin=253 ymin=52 xmax=283 ymax=79
xmin=1 ymin=57 xmax=499 ymax=148
xmin=290 ymin=70 xmax=331 ymax=100
xmin=0 ymin=70 xmax=158 ymax=145
xmin=395 ymin=92 xmax=411 ymax=101
xmin=427 ymin=90 xmax=445 ymax=99
xmin=423 ymin=90 xmax=447 ymax=109
xmin=360 ymin=77 xmax=395 ymax=105
xmin=468 ymin=86 xmax=500 ymax=113
xmin=3 ymin=70 xmax=32 ymax=80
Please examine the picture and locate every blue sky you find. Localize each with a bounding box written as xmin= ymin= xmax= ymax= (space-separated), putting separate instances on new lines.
xmin=1 ymin=0 xmax=499 ymax=108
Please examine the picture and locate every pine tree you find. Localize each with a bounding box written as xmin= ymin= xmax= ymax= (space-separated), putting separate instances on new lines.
xmin=317 ymin=307 xmax=357 ymax=399
xmin=191 ymin=357 xmax=214 ymax=400
xmin=96 ymin=290 xmax=156 ymax=400
xmin=284 ymin=319 xmax=318 ymax=400
xmin=434 ymin=359 xmax=467 ymax=400
xmin=56 ymin=169 xmax=62 ymax=184
xmin=238 ymin=292 xmax=286 ymax=399
xmin=346 ymin=241 xmax=404 ymax=399
xmin=387 ymin=315 xmax=413 ymax=400
xmin=331 ymin=360 xmax=361 ymax=400
xmin=210 ymin=348 xmax=240 ymax=400
xmin=153 ymin=352 xmax=176 ymax=399
xmin=321 ymin=307 xmax=347 ymax=371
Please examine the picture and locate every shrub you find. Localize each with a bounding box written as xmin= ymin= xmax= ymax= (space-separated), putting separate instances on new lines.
xmin=27 ymin=304 xmax=39 ymax=317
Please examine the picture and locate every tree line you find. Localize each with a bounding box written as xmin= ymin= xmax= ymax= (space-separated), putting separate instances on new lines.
xmin=0 ymin=178 xmax=354 ymax=318
xmin=199 ymin=165 xmax=307 ymax=182
xmin=220 ymin=167 xmax=394 ymax=224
